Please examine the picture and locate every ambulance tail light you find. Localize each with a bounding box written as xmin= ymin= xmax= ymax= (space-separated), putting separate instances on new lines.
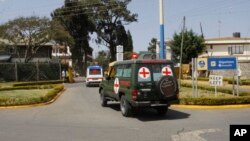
xmin=132 ymin=89 xmax=139 ymax=100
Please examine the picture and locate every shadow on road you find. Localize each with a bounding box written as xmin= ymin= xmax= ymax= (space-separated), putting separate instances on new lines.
xmin=108 ymin=102 xmax=120 ymax=111
xmin=136 ymin=109 xmax=190 ymax=122
xmin=107 ymin=103 xmax=190 ymax=121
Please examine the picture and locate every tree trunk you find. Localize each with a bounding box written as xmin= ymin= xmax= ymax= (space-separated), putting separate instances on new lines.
xmin=109 ymin=42 xmax=116 ymax=62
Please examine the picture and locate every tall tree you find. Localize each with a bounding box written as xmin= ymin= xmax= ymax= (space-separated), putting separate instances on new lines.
xmin=170 ymin=29 xmax=205 ymax=64
xmin=52 ymin=0 xmax=95 ymax=74
xmin=114 ymin=25 xmax=133 ymax=52
xmin=50 ymin=20 xmax=74 ymax=46
xmin=126 ymin=30 xmax=133 ymax=52
xmin=0 ymin=16 xmax=51 ymax=62
xmin=94 ymin=50 xmax=110 ymax=71
xmin=90 ymin=0 xmax=137 ymax=61
xmin=147 ymin=38 xmax=157 ymax=53
xmin=115 ymin=24 xmax=128 ymax=50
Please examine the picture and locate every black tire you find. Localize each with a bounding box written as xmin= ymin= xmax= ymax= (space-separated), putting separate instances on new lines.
xmin=86 ymin=83 xmax=89 ymax=87
xmin=100 ymin=89 xmax=107 ymax=107
xmin=155 ymin=107 xmax=168 ymax=115
xmin=120 ymin=96 xmax=132 ymax=117
xmin=156 ymin=75 xmax=177 ymax=98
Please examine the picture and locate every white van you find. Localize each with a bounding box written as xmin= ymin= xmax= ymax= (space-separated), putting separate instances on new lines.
xmin=86 ymin=65 xmax=103 ymax=86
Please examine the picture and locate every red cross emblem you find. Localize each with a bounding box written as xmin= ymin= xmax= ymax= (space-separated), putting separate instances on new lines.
xmin=114 ymin=78 xmax=119 ymax=94
xmin=138 ymin=67 xmax=150 ymax=79
xmin=162 ymin=67 xmax=173 ymax=76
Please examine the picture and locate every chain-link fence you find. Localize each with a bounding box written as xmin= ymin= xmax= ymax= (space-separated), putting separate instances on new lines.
xmin=0 ymin=62 xmax=61 ymax=82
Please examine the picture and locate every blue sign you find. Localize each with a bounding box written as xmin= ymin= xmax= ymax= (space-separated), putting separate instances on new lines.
xmin=208 ymin=57 xmax=237 ymax=70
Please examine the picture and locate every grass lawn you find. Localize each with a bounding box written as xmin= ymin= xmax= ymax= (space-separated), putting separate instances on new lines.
xmin=0 ymin=89 xmax=50 ymax=99
xmin=0 ymin=82 xmax=16 ymax=88
xmin=180 ymin=87 xmax=234 ymax=98
xmin=0 ymin=82 xmax=64 ymax=106
xmin=0 ymin=89 xmax=54 ymax=106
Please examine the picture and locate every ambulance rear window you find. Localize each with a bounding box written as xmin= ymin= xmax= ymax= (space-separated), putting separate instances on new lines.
xmin=89 ymin=68 xmax=101 ymax=75
xmin=137 ymin=63 xmax=174 ymax=82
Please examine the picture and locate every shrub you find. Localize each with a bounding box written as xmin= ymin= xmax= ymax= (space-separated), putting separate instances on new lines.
xmin=181 ymin=82 xmax=250 ymax=96
xmin=0 ymin=84 xmax=64 ymax=106
xmin=12 ymin=80 xmax=63 ymax=87
xmin=0 ymin=85 xmax=55 ymax=91
xmin=180 ymin=96 xmax=250 ymax=105
xmin=228 ymin=79 xmax=250 ymax=85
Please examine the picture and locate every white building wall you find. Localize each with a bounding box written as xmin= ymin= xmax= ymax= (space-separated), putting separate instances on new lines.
xmin=206 ymin=44 xmax=250 ymax=61
xmin=156 ymin=41 xmax=172 ymax=60
xmin=206 ymin=45 xmax=229 ymax=56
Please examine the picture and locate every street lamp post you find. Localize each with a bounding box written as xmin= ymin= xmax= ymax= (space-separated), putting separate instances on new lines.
xmin=159 ymin=0 xmax=165 ymax=59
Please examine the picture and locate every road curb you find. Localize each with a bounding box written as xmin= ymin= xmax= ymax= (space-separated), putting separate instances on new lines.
xmin=0 ymin=89 xmax=66 ymax=109
xmin=172 ymin=104 xmax=250 ymax=109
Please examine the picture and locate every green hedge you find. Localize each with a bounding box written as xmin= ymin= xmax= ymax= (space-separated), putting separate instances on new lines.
xmin=180 ymin=96 xmax=250 ymax=105
xmin=181 ymin=82 xmax=250 ymax=96
xmin=184 ymin=77 xmax=235 ymax=82
xmin=180 ymin=82 xmax=250 ymax=105
xmin=12 ymin=80 xmax=63 ymax=87
xmin=0 ymin=84 xmax=64 ymax=106
xmin=228 ymin=79 xmax=250 ymax=85
xmin=0 ymin=85 xmax=55 ymax=91
xmin=184 ymin=77 xmax=250 ymax=85
xmin=43 ymin=84 xmax=64 ymax=102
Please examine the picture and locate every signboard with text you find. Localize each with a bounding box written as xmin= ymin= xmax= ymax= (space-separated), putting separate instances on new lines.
xmin=209 ymin=75 xmax=223 ymax=86
xmin=208 ymin=57 xmax=237 ymax=70
xmin=116 ymin=53 xmax=123 ymax=61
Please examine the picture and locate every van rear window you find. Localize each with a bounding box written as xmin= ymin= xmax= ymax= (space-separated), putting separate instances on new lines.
xmin=137 ymin=64 xmax=174 ymax=82
xmin=89 ymin=69 xmax=101 ymax=75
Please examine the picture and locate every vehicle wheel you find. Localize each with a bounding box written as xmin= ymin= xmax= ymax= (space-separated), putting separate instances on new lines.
xmin=120 ymin=96 xmax=132 ymax=117
xmin=86 ymin=83 xmax=89 ymax=87
xmin=155 ymin=107 xmax=168 ymax=115
xmin=100 ymin=89 xmax=107 ymax=107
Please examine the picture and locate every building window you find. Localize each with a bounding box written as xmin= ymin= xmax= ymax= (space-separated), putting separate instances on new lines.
xmin=228 ymin=45 xmax=244 ymax=55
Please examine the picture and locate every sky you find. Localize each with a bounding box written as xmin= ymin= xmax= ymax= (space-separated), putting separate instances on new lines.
xmin=1 ymin=0 xmax=250 ymax=54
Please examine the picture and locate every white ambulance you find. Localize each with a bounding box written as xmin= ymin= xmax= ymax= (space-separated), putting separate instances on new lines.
xmin=85 ymin=65 xmax=103 ymax=87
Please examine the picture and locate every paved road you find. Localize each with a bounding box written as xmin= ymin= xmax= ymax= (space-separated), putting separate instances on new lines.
xmin=0 ymin=78 xmax=250 ymax=141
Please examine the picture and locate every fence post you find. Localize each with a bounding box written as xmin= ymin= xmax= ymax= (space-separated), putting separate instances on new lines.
xmin=36 ymin=61 xmax=39 ymax=81
xmin=15 ymin=62 xmax=18 ymax=81
xmin=59 ymin=62 xmax=62 ymax=80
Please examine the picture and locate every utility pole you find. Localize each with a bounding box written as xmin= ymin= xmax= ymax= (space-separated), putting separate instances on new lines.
xmin=218 ymin=20 xmax=221 ymax=38
xmin=178 ymin=16 xmax=185 ymax=88
xmin=159 ymin=0 xmax=165 ymax=59
xmin=200 ymin=22 xmax=204 ymax=38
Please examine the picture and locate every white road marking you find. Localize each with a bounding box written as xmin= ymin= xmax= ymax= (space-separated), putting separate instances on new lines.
xmin=171 ymin=128 xmax=222 ymax=141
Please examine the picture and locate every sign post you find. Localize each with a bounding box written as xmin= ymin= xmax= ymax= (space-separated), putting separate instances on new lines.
xmin=195 ymin=58 xmax=198 ymax=97
xmin=236 ymin=58 xmax=240 ymax=96
xmin=116 ymin=45 xmax=123 ymax=61
xmin=192 ymin=58 xmax=195 ymax=97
